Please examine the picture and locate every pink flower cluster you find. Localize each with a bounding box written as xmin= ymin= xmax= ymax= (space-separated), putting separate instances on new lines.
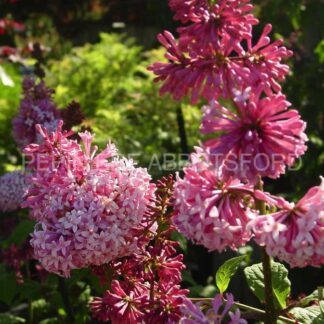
xmin=23 ymin=122 xmax=155 ymax=276
xmin=248 ymin=178 xmax=324 ymax=268
xmin=12 ymin=77 xmax=60 ymax=148
xmin=0 ymin=17 xmax=25 ymax=35
xmin=173 ymin=148 xmax=256 ymax=252
xmin=0 ymin=16 xmax=25 ymax=58
xmin=0 ymin=170 xmax=27 ymax=212
xmin=150 ymin=0 xmax=324 ymax=269
xmin=201 ymin=91 xmax=307 ymax=183
xmin=149 ymin=1 xmax=291 ymax=103
xmin=180 ymin=293 xmax=246 ymax=324
xmin=91 ymin=177 xmax=189 ymax=323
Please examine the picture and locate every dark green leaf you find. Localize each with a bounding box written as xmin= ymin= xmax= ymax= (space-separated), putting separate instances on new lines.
xmin=289 ymin=304 xmax=324 ymax=324
xmin=4 ymin=220 xmax=34 ymax=247
xmin=0 ymin=273 xmax=17 ymax=305
xmin=200 ymin=285 xmax=218 ymax=298
xmin=244 ymin=262 xmax=290 ymax=309
xmin=299 ymin=288 xmax=324 ymax=307
xmin=0 ymin=314 xmax=25 ymax=323
xmin=171 ymin=231 xmax=187 ymax=252
xmin=17 ymin=279 xmax=42 ymax=301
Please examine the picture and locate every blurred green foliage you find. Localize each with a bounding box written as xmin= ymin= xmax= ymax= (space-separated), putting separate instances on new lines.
xmin=0 ymin=63 xmax=21 ymax=173
xmin=47 ymin=33 xmax=202 ymax=177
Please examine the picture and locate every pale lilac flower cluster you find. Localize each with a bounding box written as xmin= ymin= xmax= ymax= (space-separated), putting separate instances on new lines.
xmin=248 ymin=178 xmax=324 ymax=268
xmin=12 ymin=77 xmax=60 ymax=148
xmin=201 ymin=91 xmax=307 ymax=184
xmin=0 ymin=171 xmax=27 ymax=212
xmin=173 ymin=148 xmax=256 ymax=252
xmin=180 ymin=293 xmax=246 ymax=324
xmin=23 ymin=122 xmax=155 ymax=276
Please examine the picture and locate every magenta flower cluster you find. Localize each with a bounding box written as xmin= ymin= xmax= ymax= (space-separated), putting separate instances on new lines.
xmin=0 ymin=171 xmax=27 ymax=212
xmin=90 ymin=177 xmax=189 ymax=323
xmin=12 ymin=77 xmax=60 ymax=148
xmin=149 ymin=0 xmax=291 ymax=103
xmin=91 ymin=242 xmax=188 ymax=323
xmin=151 ymin=0 xmax=323 ymax=270
xmin=23 ymin=122 xmax=155 ymax=276
xmin=201 ymin=91 xmax=307 ymax=183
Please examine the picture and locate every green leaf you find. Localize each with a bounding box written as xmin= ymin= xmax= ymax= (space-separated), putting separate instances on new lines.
xmin=39 ymin=318 xmax=59 ymax=324
xmin=299 ymin=287 xmax=324 ymax=307
xmin=199 ymin=284 xmax=218 ymax=298
xmin=215 ymin=255 xmax=246 ymax=293
xmin=244 ymin=262 xmax=290 ymax=309
xmin=289 ymin=304 xmax=324 ymax=323
xmin=171 ymin=231 xmax=187 ymax=253
xmin=315 ymin=39 xmax=324 ymax=64
xmin=0 ymin=314 xmax=25 ymax=323
xmin=17 ymin=279 xmax=42 ymax=301
xmin=4 ymin=220 xmax=34 ymax=247
xmin=0 ymin=273 xmax=17 ymax=305
xmin=181 ymin=270 xmax=197 ymax=286
xmin=0 ymin=66 xmax=14 ymax=87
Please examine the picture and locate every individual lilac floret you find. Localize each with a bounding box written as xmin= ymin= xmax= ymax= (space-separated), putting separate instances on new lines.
xmin=173 ymin=147 xmax=256 ymax=252
xmin=0 ymin=171 xmax=27 ymax=212
xmin=248 ymin=177 xmax=324 ymax=268
xmin=201 ymin=90 xmax=307 ymax=184
xmin=180 ymin=293 xmax=247 ymax=324
xmin=12 ymin=77 xmax=60 ymax=148
xmin=23 ymin=122 xmax=156 ymax=276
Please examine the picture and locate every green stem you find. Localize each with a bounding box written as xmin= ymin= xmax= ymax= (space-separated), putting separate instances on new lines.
xmin=261 ymin=248 xmax=277 ymax=324
xmin=25 ymin=262 xmax=34 ymax=324
xmin=256 ymin=177 xmax=277 ymax=324
xmin=176 ymin=106 xmax=189 ymax=154
xmin=58 ymin=277 xmax=74 ymax=323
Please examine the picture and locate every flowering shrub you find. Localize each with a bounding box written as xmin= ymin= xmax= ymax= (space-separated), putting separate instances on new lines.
xmin=148 ymin=0 xmax=323 ymax=323
xmin=0 ymin=0 xmax=323 ymax=323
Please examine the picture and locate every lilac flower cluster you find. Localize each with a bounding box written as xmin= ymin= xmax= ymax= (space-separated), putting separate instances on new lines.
xmin=249 ymin=178 xmax=324 ymax=267
xmin=0 ymin=171 xmax=27 ymax=212
xmin=173 ymin=148 xmax=256 ymax=252
xmin=180 ymin=293 xmax=246 ymax=324
xmin=151 ymin=0 xmax=323 ymax=270
xmin=12 ymin=77 xmax=60 ymax=148
xmin=23 ymin=122 xmax=155 ymax=276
